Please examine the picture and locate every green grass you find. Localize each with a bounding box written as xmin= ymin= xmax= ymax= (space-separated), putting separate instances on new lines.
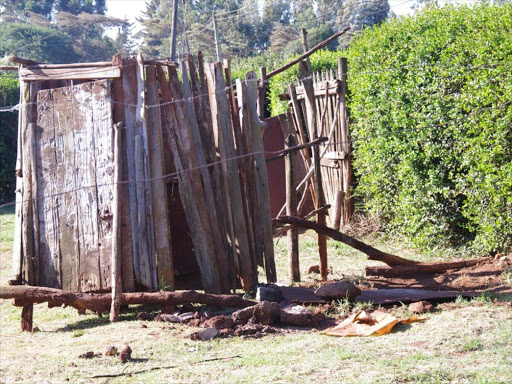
xmin=1 ymin=208 xmax=512 ymax=383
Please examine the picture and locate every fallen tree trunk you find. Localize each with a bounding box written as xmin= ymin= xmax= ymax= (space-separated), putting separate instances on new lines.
xmin=0 ymin=286 xmax=256 ymax=313
xmin=365 ymin=257 xmax=492 ymax=278
xmin=273 ymin=216 xmax=417 ymax=266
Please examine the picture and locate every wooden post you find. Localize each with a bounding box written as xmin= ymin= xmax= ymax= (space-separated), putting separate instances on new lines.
xmin=110 ymin=123 xmax=122 ymax=322
xmin=299 ymin=61 xmax=328 ymax=280
xmin=301 ymin=28 xmax=311 ymax=67
xmin=338 ymin=57 xmax=354 ymax=224
xmin=169 ymin=0 xmax=179 ymax=61
xmin=257 ymin=66 xmax=267 ymax=120
xmin=332 ymin=190 xmax=344 ymax=231
xmin=21 ymin=304 xmax=33 ymax=332
xmin=145 ymin=65 xmax=175 ymax=290
xmin=213 ymin=14 xmax=222 ymax=63
xmin=285 ymin=135 xmax=300 ymax=282
xmin=245 ymin=71 xmax=276 ymax=283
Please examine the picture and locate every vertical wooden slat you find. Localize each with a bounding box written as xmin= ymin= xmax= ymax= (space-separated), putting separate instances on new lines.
xmin=245 ymin=71 xmax=276 ymax=283
xmin=112 ymin=62 xmax=135 ymax=292
xmin=52 ymin=86 xmax=80 ymax=292
xmin=21 ymin=122 xmax=35 ymax=286
xmin=285 ymin=134 xmax=300 ymax=282
xmin=299 ymin=61 xmax=328 ymax=281
xmin=207 ymin=63 xmax=257 ymax=290
xmin=121 ymin=58 xmax=142 ymax=286
xmin=145 ymin=65 xmax=175 ymax=290
xmin=36 ymin=89 xmax=61 ymax=288
xmin=257 ymin=66 xmax=267 ymax=119
xmin=134 ymin=135 xmax=153 ymax=289
xmin=136 ymin=55 xmax=157 ymax=290
xmin=160 ymin=67 xmax=222 ymax=294
xmin=181 ymin=61 xmax=234 ymax=293
xmin=110 ymin=122 xmax=122 ymax=322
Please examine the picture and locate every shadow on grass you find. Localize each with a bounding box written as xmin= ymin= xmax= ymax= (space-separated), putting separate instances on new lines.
xmin=0 ymin=205 xmax=15 ymax=216
xmin=52 ymin=304 xmax=163 ymax=333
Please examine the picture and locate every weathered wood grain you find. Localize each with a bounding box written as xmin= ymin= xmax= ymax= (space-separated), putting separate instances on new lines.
xmin=245 ymin=71 xmax=276 ymax=283
xmin=20 ymin=66 xmax=121 ymax=81
xmin=110 ymin=122 xmax=122 ymax=322
xmin=36 ymin=89 xmax=61 ymax=288
xmin=145 ymin=65 xmax=174 ymax=290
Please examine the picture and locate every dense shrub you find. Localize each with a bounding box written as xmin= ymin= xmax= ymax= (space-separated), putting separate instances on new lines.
xmin=0 ymin=73 xmax=19 ymax=204
xmin=347 ymin=4 xmax=512 ymax=253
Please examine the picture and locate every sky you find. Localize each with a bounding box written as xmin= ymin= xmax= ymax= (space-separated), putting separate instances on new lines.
xmin=105 ymin=0 xmax=418 ymax=38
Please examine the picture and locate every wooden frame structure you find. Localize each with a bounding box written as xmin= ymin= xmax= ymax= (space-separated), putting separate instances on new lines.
xmin=10 ymin=53 xmax=277 ymax=325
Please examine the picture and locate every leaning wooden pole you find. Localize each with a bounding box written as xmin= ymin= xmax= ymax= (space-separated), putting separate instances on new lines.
xmin=273 ymin=216 xmax=418 ymax=266
xmin=285 ymin=135 xmax=300 ymax=282
xmin=110 ymin=123 xmax=122 ymax=322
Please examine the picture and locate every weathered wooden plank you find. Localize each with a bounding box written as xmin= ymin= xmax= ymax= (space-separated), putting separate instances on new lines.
xmin=182 ymin=60 xmax=234 ymax=293
xmin=112 ymin=64 xmax=135 ymax=292
xmin=134 ymin=135 xmax=154 ymax=290
xmin=145 ymin=65 xmax=174 ymax=290
xmin=160 ymin=67 xmax=222 ymax=294
xmin=51 ymin=86 xmax=80 ymax=291
xmin=110 ymin=122 xmax=122 ymax=322
xmin=20 ymin=66 xmax=121 ymax=81
xmin=121 ymin=58 xmax=141 ymax=286
xmin=36 ymin=90 xmax=61 ymax=288
xmin=68 ymin=82 xmax=100 ymax=292
xmin=245 ymin=71 xmax=276 ymax=283
xmin=136 ymin=55 xmax=158 ymax=290
xmin=21 ymin=122 xmax=35 ymax=286
xmin=207 ymin=63 xmax=257 ymax=291
xmin=91 ymin=80 xmax=115 ymax=290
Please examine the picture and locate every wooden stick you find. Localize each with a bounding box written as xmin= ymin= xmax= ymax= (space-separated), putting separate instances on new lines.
xmin=21 ymin=303 xmax=33 ymax=332
xmin=0 ymin=286 xmax=256 ymax=313
xmin=258 ymin=66 xmax=267 ymax=119
xmin=285 ymin=135 xmax=300 ymax=282
xmin=10 ymin=56 xmax=39 ymax=66
xmin=273 ymin=216 xmax=418 ymax=266
xmin=265 ymin=27 xmax=350 ymax=79
xmin=265 ymin=136 xmax=327 ymax=162
xmin=110 ymin=123 xmax=123 ymax=323
xmin=0 ymin=66 xmax=18 ymax=71
xmin=365 ymin=257 xmax=492 ymax=278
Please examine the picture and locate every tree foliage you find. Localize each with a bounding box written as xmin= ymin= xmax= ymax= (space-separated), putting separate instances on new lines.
xmin=0 ymin=73 xmax=18 ymax=203
xmin=347 ymin=4 xmax=512 ymax=253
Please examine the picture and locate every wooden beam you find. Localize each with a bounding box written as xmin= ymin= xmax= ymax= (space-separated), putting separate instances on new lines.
xmin=265 ymin=27 xmax=350 ymax=79
xmin=273 ymin=216 xmax=418 ymax=266
xmin=10 ymin=56 xmax=39 ymax=66
xmin=365 ymin=257 xmax=492 ymax=278
xmin=0 ymin=286 xmax=256 ymax=314
xmin=20 ymin=66 xmax=121 ymax=81
xmin=0 ymin=66 xmax=18 ymax=71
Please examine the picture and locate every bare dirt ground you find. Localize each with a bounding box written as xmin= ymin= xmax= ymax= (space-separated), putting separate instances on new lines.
xmin=1 ymin=207 xmax=511 ymax=383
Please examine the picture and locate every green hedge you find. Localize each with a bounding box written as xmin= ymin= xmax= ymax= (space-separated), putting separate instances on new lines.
xmin=0 ymin=73 xmax=19 ymax=204
xmin=347 ymin=4 xmax=512 ymax=253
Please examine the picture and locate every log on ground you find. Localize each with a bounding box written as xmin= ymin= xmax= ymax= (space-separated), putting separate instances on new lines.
xmin=0 ymin=286 xmax=256 ymax=313
xmin=365 ymin=257 xmax=492 ymax=278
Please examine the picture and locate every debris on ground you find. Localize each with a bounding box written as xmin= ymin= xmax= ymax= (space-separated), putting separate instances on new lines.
xmin=232 ymin=301 xmax=281 ymax=326
xmin=79 ymin=351 xmax=96 ymax=359
xmin=154 ymin=313 xmax=182 ymax=323
xmin=256 ymin=285 xmax=284 ymax=303
xmin=190 ymin=327 xmax=219 ymax=341
xmin=280 ymin=304 xmax=316 ymax=327
xmin=408 ymin=301 xmax=434 ymax=314
xmin=104 ymin=346 xmax=118 ymax=356
xmin=306 ymin=265 xmax=321 ymax=274
xmin=137 ymin=312 xmax=153 ymax=321
xmin=119 ymin=345 xmax=132 ymax=363
xmin=314 ymin=280 xmax=361 ymax=300
xmin=202 ymin=315 xmax=234 ymax=330
xmin=320 ymin=310 xmax=424 ymax=337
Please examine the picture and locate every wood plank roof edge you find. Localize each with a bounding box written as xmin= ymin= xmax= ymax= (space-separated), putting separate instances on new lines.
xmin=11 ymin=55 xmax=178 ymax=69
